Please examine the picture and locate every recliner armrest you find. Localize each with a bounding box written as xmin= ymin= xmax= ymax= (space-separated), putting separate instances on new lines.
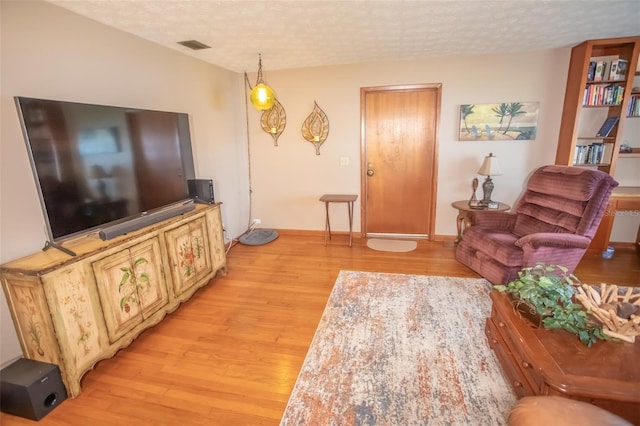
xmin=470 ymin=211 xmax=517 ymax=230
xmin=515 ymin=232 xmax=591 ymax=249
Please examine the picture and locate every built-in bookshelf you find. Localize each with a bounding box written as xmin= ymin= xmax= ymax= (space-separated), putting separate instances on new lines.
xmin=555 ymin=36 xmax=640 ymax=175
xmin=628 ymin=70 xmax=640 ymax=118
xmin=555 ymin=37 xmax=640 ymax=252
xmin=619 ymin=71 xmax=640 ymax=163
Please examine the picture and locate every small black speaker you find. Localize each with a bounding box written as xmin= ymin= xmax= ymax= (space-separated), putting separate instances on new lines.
xmin=0 ymin=358 xmax=67 ymax=421
xmin=188 ymin=179 xmax=215 ymax=204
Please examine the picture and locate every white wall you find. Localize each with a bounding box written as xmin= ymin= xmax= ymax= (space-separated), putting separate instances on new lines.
xmin=247 ymin=51 xmax=569 ymax=236
xmin=0 ymin=0 xmax=247 ymax=366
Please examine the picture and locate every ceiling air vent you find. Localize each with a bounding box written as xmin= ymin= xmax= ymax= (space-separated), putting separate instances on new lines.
xmin=177 ymin=40 xmax=211 ymax=50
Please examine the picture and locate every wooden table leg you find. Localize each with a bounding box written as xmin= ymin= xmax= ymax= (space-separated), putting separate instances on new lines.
xmin=324 ymin=201 xmax=331 ymax=245
xmin=455 ymin=210 xmax=466 ymax=243
xmin=348 ymin=201 xmax=354 ymax=247
xmin=320 ymin=194 xmax=358 ymax=247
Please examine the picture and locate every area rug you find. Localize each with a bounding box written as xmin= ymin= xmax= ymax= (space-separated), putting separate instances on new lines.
xmin=280 ymin=271 xmax=516 ymax=425
xmin=366 ymin=238 xmax=417 ymax=252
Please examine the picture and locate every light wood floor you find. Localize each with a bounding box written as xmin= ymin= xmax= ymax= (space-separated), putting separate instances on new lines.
xmin=1 ymin=233 xmax=638 ymax=425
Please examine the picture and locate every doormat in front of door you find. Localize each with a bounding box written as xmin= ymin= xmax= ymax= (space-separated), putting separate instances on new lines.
xmin=366 ymin=238 xmax=417 ymax=252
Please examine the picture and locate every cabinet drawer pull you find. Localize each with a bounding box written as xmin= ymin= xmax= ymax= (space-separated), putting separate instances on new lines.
xmin=492 ymin=339 xmax=499 ymax=345
xmin=513 ymin=381 xmax=523 ymax=388
xmin=522 ymin=361 xmax=531 ymax=369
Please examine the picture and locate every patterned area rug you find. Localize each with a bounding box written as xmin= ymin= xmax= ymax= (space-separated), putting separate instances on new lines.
xmin=280 ymin=271 xmax=516 ymax=425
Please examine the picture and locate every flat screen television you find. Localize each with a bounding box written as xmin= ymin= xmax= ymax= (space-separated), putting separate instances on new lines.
xmin=15 ymin=96 xmax=196 ymax=245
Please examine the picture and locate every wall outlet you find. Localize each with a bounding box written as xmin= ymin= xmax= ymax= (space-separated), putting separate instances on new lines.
xmin=340 ymin=157 xmax=350 ymax=166
xmin=252 ymin=218 xmax=261 ymax=225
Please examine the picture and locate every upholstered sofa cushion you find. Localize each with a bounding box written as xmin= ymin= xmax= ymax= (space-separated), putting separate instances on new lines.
xmin=513 ymin=199 xmax=583 ymax=236
xmin=526 ymin=165 xmax=610 ymax=201
xmin=461 ymin=227 xmax=522 ymax=267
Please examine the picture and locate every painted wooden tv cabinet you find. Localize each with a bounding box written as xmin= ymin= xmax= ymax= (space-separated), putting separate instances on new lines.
xmin=1 ymin=203 xmax=227 ymax=397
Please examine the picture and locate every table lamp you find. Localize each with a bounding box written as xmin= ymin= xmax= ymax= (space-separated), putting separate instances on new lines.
xmin=477 ymin=153 xmax=501 ymax=206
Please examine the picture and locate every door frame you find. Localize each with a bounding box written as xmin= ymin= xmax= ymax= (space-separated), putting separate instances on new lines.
xmin=359 ymin=83 xmax=441 ymax=239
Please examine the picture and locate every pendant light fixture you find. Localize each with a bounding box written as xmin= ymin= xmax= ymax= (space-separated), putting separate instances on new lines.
xmin=249 ymin=54 xmax=275 ymax=110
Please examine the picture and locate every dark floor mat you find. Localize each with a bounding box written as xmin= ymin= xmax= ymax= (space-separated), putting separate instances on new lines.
xmin=238 ymin=229 xmax=279 ymax=245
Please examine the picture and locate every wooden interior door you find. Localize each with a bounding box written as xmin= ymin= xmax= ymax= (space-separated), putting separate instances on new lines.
xmin=361 ymin=84 xmax=440 ymax=238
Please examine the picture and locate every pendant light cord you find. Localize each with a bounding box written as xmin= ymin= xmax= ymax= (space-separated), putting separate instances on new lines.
xmin=256 ymin=53 xmax=264 ymax=84
xmin=225 ymin=73 xmax=257 ymax=253
xmin=243 ymin=72 xmax=254 ymax=232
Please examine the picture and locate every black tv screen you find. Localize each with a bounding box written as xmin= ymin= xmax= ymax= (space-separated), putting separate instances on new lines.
xmin=15 ymin=96 xmax=196 ymax=242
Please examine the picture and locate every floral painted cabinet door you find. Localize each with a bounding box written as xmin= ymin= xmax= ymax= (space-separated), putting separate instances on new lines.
xmin=92 ymin=237 xmax=168 ymax=343
xmin=2 ymin=262 xmax=106 ymax=395
xmin=1 ymin=276 xmax=62 ymax=365
xmin=39 ymin=262 xmax=106 ymax=396
xmin=165 ymin=216 xmax=212 ymax=297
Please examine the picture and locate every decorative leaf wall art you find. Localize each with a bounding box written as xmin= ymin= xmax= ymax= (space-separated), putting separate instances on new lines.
xmin=260 ymin=98 xmax=286 ymax=146
xmin=301 ymin=101 xmax=329 ymax=155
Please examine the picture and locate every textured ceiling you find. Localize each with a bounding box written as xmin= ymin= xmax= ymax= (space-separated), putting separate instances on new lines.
xmin=47 ymin=0 xmax=640 ymax=73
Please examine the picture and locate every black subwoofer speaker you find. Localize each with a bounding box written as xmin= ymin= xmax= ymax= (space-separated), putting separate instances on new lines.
xmin=188 ymin=178 xmax=215 ymax=204
xmin=0 ymin=358 xmax=67 ymax=421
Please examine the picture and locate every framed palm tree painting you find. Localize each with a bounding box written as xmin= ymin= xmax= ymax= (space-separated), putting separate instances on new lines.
xmin=459 ymin=102 xmax=539 ymax=141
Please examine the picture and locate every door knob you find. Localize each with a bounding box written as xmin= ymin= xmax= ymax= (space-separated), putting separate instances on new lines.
xmin=367 ymin=168 xmax=375 ymax=176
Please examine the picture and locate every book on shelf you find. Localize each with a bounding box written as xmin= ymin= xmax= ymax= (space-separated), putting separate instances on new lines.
xmin=628 ymin=93 xmax=640 ymax=117
xmin=573 ymin=143 xmax=607 ymax=165
xmin=613 ymin=59 xmax=628 ymax=81
xmin=608 ymin=60 xmax=618 ymax=80
xmin=573 ymin=142 xmax=613 ymax=165
xmin=573 ymin=145 xmax=585 ymax=165
xmin=604 ymin=84 xmax=624 ymax=105
xmin=593 ymin=61 xmax=606 ymax=82
xmin=595 ymin=116 xmax=619 ymax=137
xmin=583 ymin=84 xmax=624 ymax=106
xmin=587 ymin=61 xmax=596 ymax=81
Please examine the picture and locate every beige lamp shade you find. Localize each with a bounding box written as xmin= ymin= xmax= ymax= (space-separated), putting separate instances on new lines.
xmin=478 ymin=153 xmax=502 ymax=176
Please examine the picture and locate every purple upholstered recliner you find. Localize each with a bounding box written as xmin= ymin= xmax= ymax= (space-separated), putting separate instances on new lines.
xmin=455 ymin=165 xmax=618 ymax=285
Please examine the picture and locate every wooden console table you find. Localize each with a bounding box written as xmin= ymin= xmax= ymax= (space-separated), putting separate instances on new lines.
xmin=1 ymin=204 xmax=227 ymax=398
xmin=485 ymin=291 xmax=640 ymax=424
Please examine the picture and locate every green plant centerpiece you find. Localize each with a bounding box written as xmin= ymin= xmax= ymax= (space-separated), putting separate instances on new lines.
xmin=495 ymin=264 xmax=605 ymax=347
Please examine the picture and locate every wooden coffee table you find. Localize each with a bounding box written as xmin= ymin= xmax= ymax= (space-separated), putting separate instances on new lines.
xmin=486 ymin=291 xmax=640 ymax=424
